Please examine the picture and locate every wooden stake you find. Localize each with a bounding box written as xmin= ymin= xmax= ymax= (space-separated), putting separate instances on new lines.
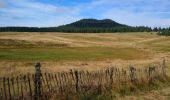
xmin=7 ymin=78 xmax=11 ymax=100
xmin=3 ymin=77 xmax=7 ymax=100
xmin=27 ymin=74 xmax=33 ymax=100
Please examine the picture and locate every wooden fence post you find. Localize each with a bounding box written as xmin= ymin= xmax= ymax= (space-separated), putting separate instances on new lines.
xmin=16 ymin=76 xmax=19 ymax=97
xmin=74 ymin=71 xmax=79 ymax=93
xmin=27 ymin=73 xmax=33 ymax=100
xmin=48 ymin=73 xmax=53 ymax=92
xmin=54 ymin=74 xmax=59 ymax=92
xmin=109 ymin=68 xmax=113 ymax=88
xmin=129 ymin=66 xmax=136 ymax=84
xmin=20 ymin=75 xmax=24 ymax=99
xmin=0 ymin=88 xmax=4 ymax=100
xmin=3 ymin=77 xmax=7 ymax=100
xmin=162 ymin=58 xmax=166 ymax=77
xmin=34 ymin=62 xmax=42 ymax=100
xmin=23 ymin=75 xmax=28 ymax=93
xmin=44 ymin=73 xmax=51 ymax=92
xmin=50 ymin=74 xmax=57 ymax=91
xmin=7 ymin=78 xmax=11 ymax=100
xmin=10 ymin=77 xmax=15 ymax=99
xmin=0 ymin=78 xmax=3 ymax=99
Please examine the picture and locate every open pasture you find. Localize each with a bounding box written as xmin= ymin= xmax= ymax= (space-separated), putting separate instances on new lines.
xmin=0 ymin=32 xmax=169 ymax=77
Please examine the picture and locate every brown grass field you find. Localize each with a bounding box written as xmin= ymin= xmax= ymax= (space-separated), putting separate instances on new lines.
xmin=0 ymin=32 xmax=169 ymax=75
xmin=0 ymin=32 xmax=170 ymax=99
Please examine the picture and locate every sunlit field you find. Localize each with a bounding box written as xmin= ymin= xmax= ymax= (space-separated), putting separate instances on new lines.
xmin=0 ymin=32 xmax=169 ymax=77
xmin=0 ymin=32 xmax=170 ymax=100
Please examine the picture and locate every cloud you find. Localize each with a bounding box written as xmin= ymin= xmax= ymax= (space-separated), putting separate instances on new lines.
xmin=0 ymin=0 xmax=81 ymax=26
xmin=89 ymin=0 xmax=170 ymax=13
xmin=8 ymin=0 xmax=79 ymax=14
xmin=0 ymin=14 xmax=82 ymax=27
xmin=0 ymin=1 xmax=5 ymax=8
xmin=102 ymin=9 xmax=170 ymax=27
xmin=87 ymin=0 xmax=170 ymax=27
xmin=0 ymin=0 xmax=170 ymax=27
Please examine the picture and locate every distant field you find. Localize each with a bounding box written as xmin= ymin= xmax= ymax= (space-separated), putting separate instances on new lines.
xmin=0 ymin=32 xmax=169 ymax=76
xmin=0 ymin=47 xmax=149 ymax=61
xmin=142 ymin=37 xmax=170 ymax=52
xmin=0 ymin=32 xmax=156 ymax=61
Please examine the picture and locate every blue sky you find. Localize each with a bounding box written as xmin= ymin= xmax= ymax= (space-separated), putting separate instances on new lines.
xmin=0 ymin=0 xmax=170 ymax=27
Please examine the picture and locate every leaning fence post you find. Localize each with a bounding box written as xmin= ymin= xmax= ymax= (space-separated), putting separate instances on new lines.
xmin=34 ymin=62 xmax=42 ymax=100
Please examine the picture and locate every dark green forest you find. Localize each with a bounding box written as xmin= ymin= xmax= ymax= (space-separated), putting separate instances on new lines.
xmin=0 ymin=19 xmax=169 ymax=35
xmin=0 ymin=26 xmax=153 ymax=33
xmin=158 ymin=28 xmax=170 ymax=36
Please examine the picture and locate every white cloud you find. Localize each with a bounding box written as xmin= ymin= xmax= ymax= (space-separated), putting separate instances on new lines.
xmin=88 ymin=0 xmax=170 ymax=27
xmin=0 ymin=0 xmax=81 ymax=26
xmin=102 ymin=9 xmax=170 ymax=27
xmin=8 ymin=0 xmax=79 ymax=14
xmin=0 ymin=1 xmax=5 ymax=8
xmin=90 ymin=0 xmax=170 ymax=13
xmin=1 ymin=0 xmax=170 ymax=27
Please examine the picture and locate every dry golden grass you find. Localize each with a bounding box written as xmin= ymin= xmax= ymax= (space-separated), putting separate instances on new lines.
xmin=0 ymin=32 xmax=170 ymax=100
xmin=0 ymin=32 xmax=169 ymax=77
xmin=0 ymin=32 xmax=159 ymax=47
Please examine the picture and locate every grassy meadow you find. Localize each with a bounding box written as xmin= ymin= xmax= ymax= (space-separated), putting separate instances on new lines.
xmin=0 ymin=32 xmax=169 ymax=76
xmin=0 ymin=32 xmax=170 ymax=100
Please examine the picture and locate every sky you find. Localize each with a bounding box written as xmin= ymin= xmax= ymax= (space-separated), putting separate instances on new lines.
xmin=0 ymin=0 xmax=170 ymax=27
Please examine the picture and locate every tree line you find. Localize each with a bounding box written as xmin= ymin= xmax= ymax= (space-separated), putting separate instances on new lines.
xmin=157 ymin=27 xmax=170 ymax=36
xmin=0 ymin=26 xmax=170 ymax=35
xmin=0 ymin=19 xmax=169 ymax=35
xmin=0 ymin=19 xmax=153 ymax=33
xmin=0 ymin=26 xmax=153 ymax=33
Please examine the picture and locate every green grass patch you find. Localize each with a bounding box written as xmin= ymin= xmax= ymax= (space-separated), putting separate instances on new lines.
xmin=0 ymin=47 xmax=149 ymax=61
xmin=142 ymin=37 xmax=170 ymax=52
xmin=58 ymin=35 xmax=113 ymax=41
xmin=158 ymin=47 xmax=170 ymax=52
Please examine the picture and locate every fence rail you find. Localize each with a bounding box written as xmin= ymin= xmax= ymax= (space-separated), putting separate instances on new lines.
xmin=0 ymin=60 xmax=167 ymax=100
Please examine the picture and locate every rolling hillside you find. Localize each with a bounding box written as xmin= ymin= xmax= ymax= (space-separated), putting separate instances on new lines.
xmin=58 ymin=19 xmax=128 ymax=28
xmin=0 ymin=19 xmax=152 ymax=32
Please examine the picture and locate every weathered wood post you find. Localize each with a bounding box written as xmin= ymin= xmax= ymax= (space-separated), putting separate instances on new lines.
xmin=34 ymin=62 xmax=42 ymax=100
xmin=20 ymin=75 xmax=24 ymax=99
xmin=7 ymin=78 xmax=11 ymax=100
xmin=129 ymin=66 xmax=136 ymax=84
xmin=148 ymin=66 xmax=156 ymax=82
xmin=162 ymin=58 xmax=166 ymax=77
xmin=16 ymin=76 xmax=19 ymax=97
xmin=3 ymin=77 xmax=7 ymax=100
xmin=109 ymin=68 xmax=113 ymax=89
xmin=11 ymin=77 xmax=15 ymax=99
xmin=74 ymin=71 xmax=79 ymax=93
xmin=0 ymin=87 xmax=3 ymax=100
xmin=27 ymin=73 xmax=33 ymax=100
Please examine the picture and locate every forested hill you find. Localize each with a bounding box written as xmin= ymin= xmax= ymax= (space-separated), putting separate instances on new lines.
xmin=59 ymin=19 xmax=128 ymax=28
xmin=56 ymin=19 xmax=152 ymax=33
xmin=0 ymin=19 xmax=153 ymax=33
